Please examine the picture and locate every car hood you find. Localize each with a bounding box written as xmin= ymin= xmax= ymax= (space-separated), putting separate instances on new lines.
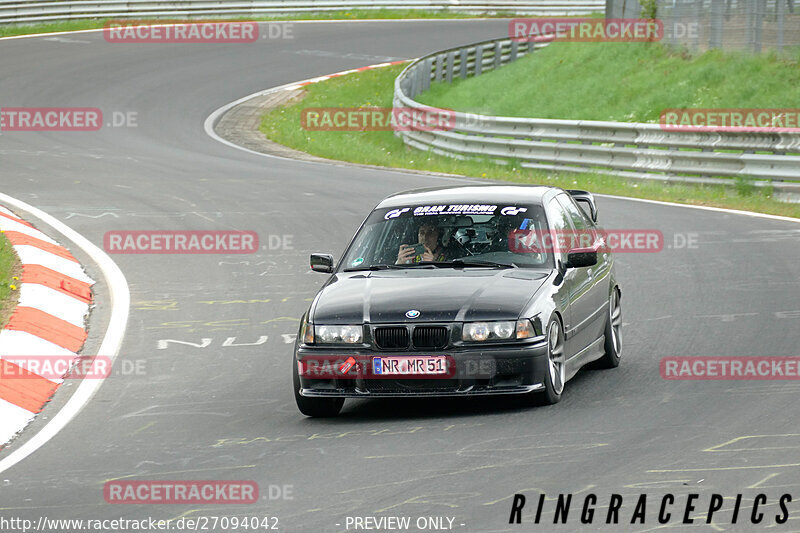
xmin=311 ymin=269 xmax=550 ymax=324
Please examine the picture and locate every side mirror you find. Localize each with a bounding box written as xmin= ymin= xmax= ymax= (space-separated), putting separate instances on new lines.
xmin=310 ymin=253 xmax=334 ymax=273
xmin=565 ymin=247 xmax=598 ymax=269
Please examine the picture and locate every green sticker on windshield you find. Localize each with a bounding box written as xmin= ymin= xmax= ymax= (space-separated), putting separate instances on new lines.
xmin=352 ymin=257 xmax=364 ymax=266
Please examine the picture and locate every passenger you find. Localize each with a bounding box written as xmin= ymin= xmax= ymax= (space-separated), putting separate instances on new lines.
xmin=396 ymin=222 xmax=448 ymax=264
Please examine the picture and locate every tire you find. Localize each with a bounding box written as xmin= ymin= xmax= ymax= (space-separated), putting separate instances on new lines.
xmin=293 ymin=356 xmax=344 ymax=417
xmin=532 ymin=316 xmax=565 ymax=406
xmin=595 ymin=287 xmax=622 ymax=369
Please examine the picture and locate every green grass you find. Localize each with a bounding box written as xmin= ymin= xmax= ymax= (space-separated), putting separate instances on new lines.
xmin=0 ymin=10 xmax=520 ymax=38
xmin=417 ymin=41 xmax=800 ymax=122
xmin=0 ymin=230 xmax=20 ymax=328
xmin=260 ymin=62 xmax=800 ymax=219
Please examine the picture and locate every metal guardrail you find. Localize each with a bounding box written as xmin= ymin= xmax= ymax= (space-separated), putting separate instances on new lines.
xmin=0 ymin=1 xmax=605 ymax=25
xmin=392 ymin=36 xmax=800 ymax=190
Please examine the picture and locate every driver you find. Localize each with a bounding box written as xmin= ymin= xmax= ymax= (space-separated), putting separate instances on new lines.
xmin=396 ymin=222 xmax=448 ymax=264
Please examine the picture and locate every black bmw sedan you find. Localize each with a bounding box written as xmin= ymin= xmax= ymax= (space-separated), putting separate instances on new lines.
xmin=293 ymin=185 xmax=621 ymax=416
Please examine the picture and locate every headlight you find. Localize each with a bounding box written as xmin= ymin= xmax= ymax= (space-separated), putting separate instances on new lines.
xmin=462 ymin=320 xmax=536 ymax=341
xmin=464 ymin=322 xmax=492 ymax=341
xmin=314 ymin=325 xmax=363 ymax=344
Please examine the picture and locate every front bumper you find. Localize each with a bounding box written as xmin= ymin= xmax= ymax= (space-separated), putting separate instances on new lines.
xmin=296 ymin=341 xmax=549 ymax=398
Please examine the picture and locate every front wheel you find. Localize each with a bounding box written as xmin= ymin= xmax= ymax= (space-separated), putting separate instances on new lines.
xmin=293 ymin=356 xmax=344 ymax=417
xmin=532 ymin=316 xmax=565 ymax=406
xmin=596 ymin=287 xmax=622 ymax=369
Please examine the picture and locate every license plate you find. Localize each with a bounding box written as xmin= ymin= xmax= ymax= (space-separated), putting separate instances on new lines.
xmin=372 ymin=356 xmax=447 ymax=375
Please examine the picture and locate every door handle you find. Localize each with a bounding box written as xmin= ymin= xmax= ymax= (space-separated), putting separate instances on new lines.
xmin=587 ymin=269 xmax=593 ymax=279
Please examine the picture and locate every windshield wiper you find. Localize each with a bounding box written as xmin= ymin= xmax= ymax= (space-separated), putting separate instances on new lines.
xmin=343 ymin=263 xmax=435 ymax=272
xmin=427 ymin=259 xmax=518 ymax=269
xmin=344 ymin=260 xmax=517 ymax=271
xmin=343 ymin=264 xmax=402 ymax=271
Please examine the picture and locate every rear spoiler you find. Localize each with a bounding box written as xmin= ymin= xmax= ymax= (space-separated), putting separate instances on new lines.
xmin=567 ymin=190 xmax=598 ymax=223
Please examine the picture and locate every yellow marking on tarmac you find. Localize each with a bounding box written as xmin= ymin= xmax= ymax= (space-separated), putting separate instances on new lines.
xmin=130 ymin=421 xmax=157 ymax=436
xmin=481 ymin=488 xmax=540 ymax=507
xmin=211 ymin=424 xmax=486 ymax=448
xmin=167 ymin=510 xmax=202 ymax=523
xmin=749 ymin=472 xmax=781 ymax=489
xmin=376 ymin=491 xmax=480 ymax=512
xmin=149 ymin=316 xmax=300 ymax=331
xmin=638 ymin=517 xmax=726 ymax=532
xmin=138 ymin=297 xmax=309 ymax=310
xmin=764 ymin=515 xmax=800 ymax=531
xmin=147 ymin=320 xmax=203 ymax=330
xmin=0 ymin=503 xmax=106 ymax=512
xmin=100 ymin=465 xmax=256 ymax=483
xmin=198 ymin=299 xmax=273 ymax=305
xmin=648 ymin=462 xmax=800 ymax=473
xmin=260 ymin=316 xmax=300 ymax=324
xmin=135 ymin=300 xmax=179 ymax=311
xmin=165 ymin=506 xmax=264 ymax=523
xmin=704 ymin=434 xmax=800 ymax=452
xmin=482 ymin=485 xmax=595 ymax=506
xmin=202 ymin=318 xmax=251 ymax=327
xmin=338 ymin=463 xmax=509 ymax=496
xmin=623 ymin=480 xmax=692 ymax=489
xmin=365 ymin=443 xmax=607 ymax=460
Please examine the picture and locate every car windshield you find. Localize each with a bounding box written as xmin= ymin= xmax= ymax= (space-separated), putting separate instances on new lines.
xmin=341 ymin=203 xmax=553 ymax=271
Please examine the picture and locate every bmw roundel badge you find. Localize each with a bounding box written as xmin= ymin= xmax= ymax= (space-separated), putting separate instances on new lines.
xmin=405 ymin=309 xmax=421 ymax=319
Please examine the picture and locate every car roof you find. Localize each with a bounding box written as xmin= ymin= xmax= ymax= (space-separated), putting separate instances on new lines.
xmin=376 ymin=184 xmax=561 ymax=209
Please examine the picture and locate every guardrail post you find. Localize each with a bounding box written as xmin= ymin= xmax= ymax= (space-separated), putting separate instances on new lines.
xmin=422 ymin=58 xmax=432 ymax=92
xmin=526 ymin=40 xmax=535 ymax=55
xmin=510 ymin=40 xmax=519 ymax=62
xmin=693 ymin=0 xmax=702 ymax=50
xmin=459 ymin=48 xmax=468 ymax=79
xmin=745 ymin=0 xmax=753 ymax=51
xmin=753 ymin=0 xmax=764 ymax=53
xmin=446 ymin=51 xmax=455 ymax=83
xmin=709 ymin=0 xmax=724 ymax=49
xmin=435 ymin=54 xmax=444 ymax=83
xmin=411 ymin=65 xmax=421 ymax=98
xmin=474 ymin=45 xmax=484 ymax=76
xmin=494 ymin=41 xmax=503 ymax=69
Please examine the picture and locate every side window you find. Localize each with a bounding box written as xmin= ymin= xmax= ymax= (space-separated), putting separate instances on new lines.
xmin=546 ymin=198 xmax=571 ymax=262
xmin=374 ymin=218 xmax=413 ymax=264
xmin=556 ymin=194 xmax=597 ymax=250
xmin=556 ymin=194 xmax=591 ymax=230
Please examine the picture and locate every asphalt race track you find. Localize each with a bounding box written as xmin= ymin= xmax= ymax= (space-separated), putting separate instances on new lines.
xmin=1 ymin=19 xmax=800 ymax=532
